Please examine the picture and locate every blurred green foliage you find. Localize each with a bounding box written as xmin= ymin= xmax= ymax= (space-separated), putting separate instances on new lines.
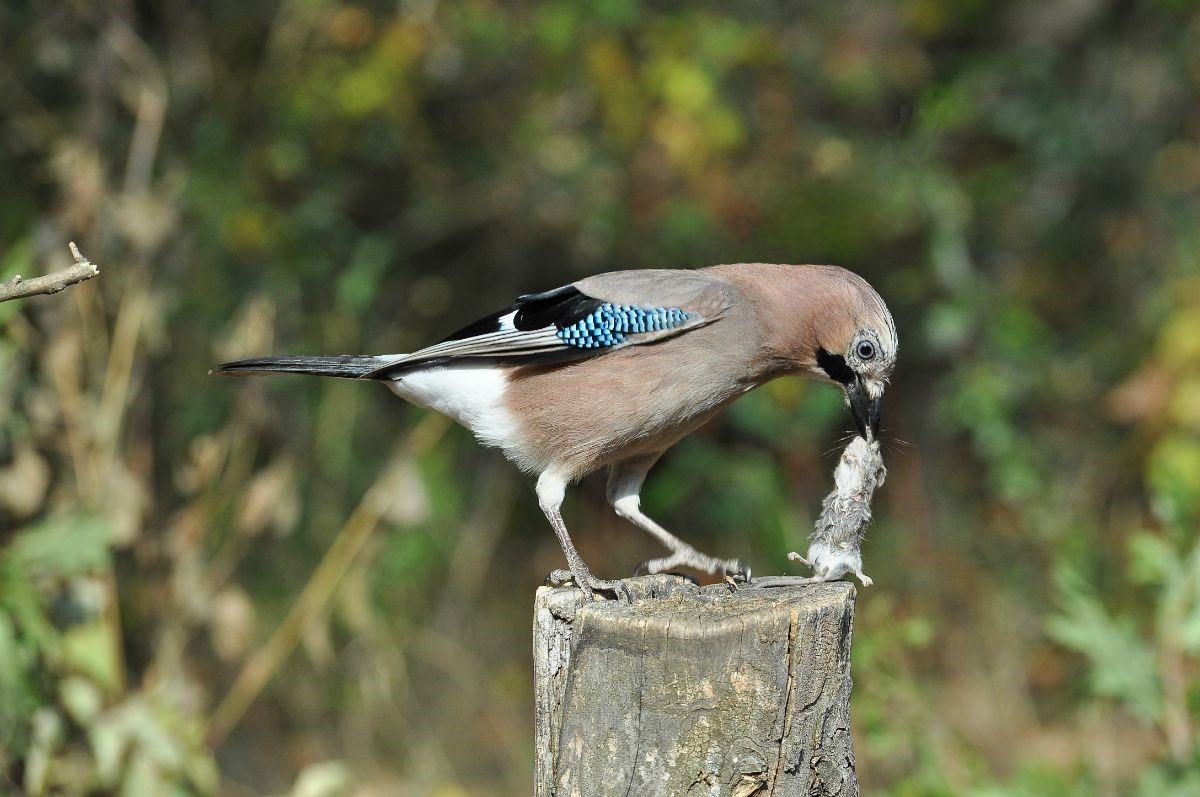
xmin=2 ymin=0 xmax=1200 ymax=794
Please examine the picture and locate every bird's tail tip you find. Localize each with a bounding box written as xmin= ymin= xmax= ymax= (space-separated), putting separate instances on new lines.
xmin=211 ymin=355 xmax=390 ymax=379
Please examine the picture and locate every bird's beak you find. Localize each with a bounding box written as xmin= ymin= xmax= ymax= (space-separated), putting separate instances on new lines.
xmin=846 ymin=378 xmax=882 ymax=442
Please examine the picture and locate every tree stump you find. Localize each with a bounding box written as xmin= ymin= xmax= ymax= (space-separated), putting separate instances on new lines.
xmin=533 ymin=575 xmax=859 ymax=797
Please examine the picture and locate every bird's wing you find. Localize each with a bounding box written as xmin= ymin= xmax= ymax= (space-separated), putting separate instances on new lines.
xmin=362 ymin=268 xmax=734 ymax=378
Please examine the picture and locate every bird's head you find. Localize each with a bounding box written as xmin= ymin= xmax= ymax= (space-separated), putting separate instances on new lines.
xmin=805 ymin=269 xmax=897 ymax=441
xmin=716 ymin=263 xmax=898 ymax=440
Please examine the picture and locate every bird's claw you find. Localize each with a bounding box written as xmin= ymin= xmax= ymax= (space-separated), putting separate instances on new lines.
xmin=611 ymin=580 xmax=634 ymax=602
xmin=855 ymin=571 xmax=874 ymax=587
xmin=544 ymin=569 xmax=575 ymax=587
xmin=635 ymin=550 xmax=751 ymax=582
xmin=583 ymin=577 xmax=633 ymax=602
xmin=547 ymin=557 xmax=752 ymax=602
xmin=542 ymin=569 xmax=633 ymax=602
xmin=632 ymin=562 xmax=699 ymax=584
xmin=727 ymin=558 xmax=752 ymax=583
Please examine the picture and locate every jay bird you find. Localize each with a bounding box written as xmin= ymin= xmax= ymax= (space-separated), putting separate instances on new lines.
xmin=214 ymin=263 xmax=897 ymax=600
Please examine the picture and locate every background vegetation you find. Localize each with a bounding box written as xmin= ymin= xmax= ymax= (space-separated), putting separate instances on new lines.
xmin=2 ymin=0 xmax=1199 ymax=794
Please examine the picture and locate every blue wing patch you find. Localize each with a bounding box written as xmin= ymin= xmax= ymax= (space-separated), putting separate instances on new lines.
xmin=556 ymin=303 xmax=692 ymax=349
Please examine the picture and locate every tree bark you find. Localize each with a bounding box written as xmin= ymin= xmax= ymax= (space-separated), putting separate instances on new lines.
xmin=533 ymin=575 xmax=859 ymax=797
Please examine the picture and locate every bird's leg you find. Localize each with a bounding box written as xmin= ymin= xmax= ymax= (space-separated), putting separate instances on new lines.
xmin=607 ymin=457 xmax=751 ymax=582
xmin=635 ymin=540 xmax=750 ymax=582
xmin=536 ymin=470 xmax=629 ymax=601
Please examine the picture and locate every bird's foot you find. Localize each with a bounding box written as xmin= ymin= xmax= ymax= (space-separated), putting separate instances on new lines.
xmin=543 ymin=569 xmax=633 ymax=602
xmin=544 ymin=569 xmax=574 ymax=587
xmin=636 ymin=549 xmax=751 ymax=583
xmin=754 ymin=571 xmax=874 ymax=589
xmin=590 ymin=576 xmax=638 ymax=600
xmin=650 ymin=571 xmax=701 ymax=586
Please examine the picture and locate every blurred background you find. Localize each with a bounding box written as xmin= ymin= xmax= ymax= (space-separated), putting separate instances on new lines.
xmin=2 ymin=1 xmax=1199 ymax=795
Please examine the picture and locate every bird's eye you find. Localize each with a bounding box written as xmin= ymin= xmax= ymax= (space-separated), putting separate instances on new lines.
xmin=856 ymin=340 xmax=876 ymax=360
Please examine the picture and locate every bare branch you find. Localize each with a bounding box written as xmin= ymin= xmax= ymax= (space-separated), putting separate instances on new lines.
xmin=0 ymin=242 xmax=100 ymax=303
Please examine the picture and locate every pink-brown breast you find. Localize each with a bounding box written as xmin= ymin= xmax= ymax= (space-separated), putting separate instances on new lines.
xmin=502 ymin=311 xmax=764 ymax=479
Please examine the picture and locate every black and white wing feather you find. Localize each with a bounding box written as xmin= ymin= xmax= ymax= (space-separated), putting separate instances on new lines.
xmin=362 ymin=269 xmax=733 ymax=378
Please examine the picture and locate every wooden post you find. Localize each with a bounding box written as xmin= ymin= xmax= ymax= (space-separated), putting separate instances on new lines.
xmin=533 ymin=575 xmax=859 ymax=797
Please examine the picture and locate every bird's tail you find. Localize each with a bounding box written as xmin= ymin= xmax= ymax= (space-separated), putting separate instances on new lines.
xmin=211 ymin=355 xmax=393 ymax=379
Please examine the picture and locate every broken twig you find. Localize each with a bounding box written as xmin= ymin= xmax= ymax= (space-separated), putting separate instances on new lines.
xmin=0 ymin=242 xmax=99 ymax=303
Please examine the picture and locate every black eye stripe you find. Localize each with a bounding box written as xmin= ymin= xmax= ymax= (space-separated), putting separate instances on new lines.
xmin=816 ymin=348 xmax=855 ymax=385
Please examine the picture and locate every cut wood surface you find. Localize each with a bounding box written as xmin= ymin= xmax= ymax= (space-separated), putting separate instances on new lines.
xmin=533 ymin=575 xmax=859 ymax=797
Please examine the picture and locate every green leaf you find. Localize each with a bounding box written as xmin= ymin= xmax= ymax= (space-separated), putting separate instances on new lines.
xmin=7 ymin=514 xmax=114 ymax=578
xmin=61 ymin=621 xmax=120 ymax=694
xmin=1128 ymin=532 xmax=1179 ymax=586
xmin=1046 ymin=566 xmax=1162 ymax=722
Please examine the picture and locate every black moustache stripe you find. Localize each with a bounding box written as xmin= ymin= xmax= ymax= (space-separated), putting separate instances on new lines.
xmin=817 ymin=348 xmax=855 ymax=385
